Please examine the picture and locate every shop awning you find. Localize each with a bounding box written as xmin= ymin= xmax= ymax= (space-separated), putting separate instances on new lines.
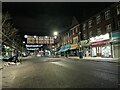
xmin=70 ymin=44 xmax=78 ymax=50
xmin=90 ymin=39 xmax=110 ymax=46
xmin=58 ymin=45 xmax=65 ymax=53
xmin=58 ymin=44 xmax=71 ymax=53
xmin=62 ymin=44 xmax=71 ymax=52
xmin=80 ymin=39 xmax=89 ymax=46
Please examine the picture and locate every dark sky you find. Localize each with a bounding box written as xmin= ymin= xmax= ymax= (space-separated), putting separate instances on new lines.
xmin=2 ymin=2 xmax=115 ymax=37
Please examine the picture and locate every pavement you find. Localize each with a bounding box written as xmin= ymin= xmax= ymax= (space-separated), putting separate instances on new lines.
xmin=66 ymin=56 xmax=120 ymax=63
xmin=0 ymin=56 xmax=33 ymax=70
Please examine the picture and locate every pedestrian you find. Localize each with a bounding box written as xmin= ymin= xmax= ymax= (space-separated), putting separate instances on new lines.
xmin=13 ymin=49 xmax=19 ymax=63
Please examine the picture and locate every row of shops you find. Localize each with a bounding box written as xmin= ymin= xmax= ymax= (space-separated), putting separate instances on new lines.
xmin=57 ymin=32 xmax=120 ymax=59
xmin=0 ymin=44 xmax=22 ymax=60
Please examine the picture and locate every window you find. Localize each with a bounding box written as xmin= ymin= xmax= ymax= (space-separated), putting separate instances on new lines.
xmin=83 ymin=33 xmax=86 ymax=39
xmin=96 ymin=15 xmax=101 ymax=24
xmin=105 ymin=10 xmax=110 ymax=20
xmin=106 ymin=24 xmax=111 ymax=32
xmin=97 ymin=28 xmax=101 ymax=35
xmin=117 ymin=5 xmax=120 ymax=15
xmin=76 ymin=28 xmax=78 ymax=33
xmin=88 ymin=20 xmax=92 ymax=28
xmin=73 ymin=36 xmax=78 ymax=44
xmin=73 ymin=29 xmax=74 ymax=35
xmin=89 ymin=31 xmax=93 ymax=37
xmin=83 ymin=23 xmax=86 ymax=30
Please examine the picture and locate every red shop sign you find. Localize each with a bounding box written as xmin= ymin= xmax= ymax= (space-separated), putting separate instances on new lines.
xmin=90 ymin=39 xmax=110 ymax=46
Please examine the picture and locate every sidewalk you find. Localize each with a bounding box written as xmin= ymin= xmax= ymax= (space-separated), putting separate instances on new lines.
xmin=67 ymin=56 xmax=119 ymax=63
xmin=0 ymin=56 xmax=32 ymax=70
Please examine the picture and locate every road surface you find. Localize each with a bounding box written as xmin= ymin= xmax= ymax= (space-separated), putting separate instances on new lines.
xmin=2 ymin=56 xmax=119 ymax=88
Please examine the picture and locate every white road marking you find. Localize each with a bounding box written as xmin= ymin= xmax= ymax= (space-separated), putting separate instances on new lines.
xmin=50 ymin=62 xmax=69 ymax=68
xmin=12 ymin=76 xmax=16 ymax=80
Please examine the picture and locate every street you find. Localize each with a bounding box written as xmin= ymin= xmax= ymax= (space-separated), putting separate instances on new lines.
xmin=2 ymin=56 xmax=119 ymax=88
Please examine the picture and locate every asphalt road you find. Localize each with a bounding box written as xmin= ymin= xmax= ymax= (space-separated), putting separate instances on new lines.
xmin=2 ymin=56 xmax=119 ymax=88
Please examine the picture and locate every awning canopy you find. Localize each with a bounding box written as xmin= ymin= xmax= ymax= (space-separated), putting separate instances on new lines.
xmin=90 ymin=39 xmax=110 ymax=46
xmin=70 ymin=44 xmax=78 ymax=50
xmin=62 ymin=44 xmax=71 ymax=52
xmin=58 ymin=44 xmax=71 ymax=53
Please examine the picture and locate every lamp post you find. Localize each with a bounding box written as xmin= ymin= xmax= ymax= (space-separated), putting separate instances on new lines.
xmin=53 ymin=31 xmax=58 ymax=56
xmin=78 ymin=32 xmax=83 ymax=59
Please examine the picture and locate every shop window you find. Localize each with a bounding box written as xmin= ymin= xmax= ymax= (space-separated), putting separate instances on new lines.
xmin=88 ymin=20 xmax=92 ymax=28
xmin=105 ymin=10 xmax=110 ymax=20
xmin=97 ymin=27 xmax=101 ymax=35
xmin=117 ymin=5 xmax=120 ymax=15
xmin=106 ymin=24 xmax=111 ymax=32
xmin=83 ymin=23 xmax=86 ymax=30
xmin=96 ymin=15 xmax=101 ymax=24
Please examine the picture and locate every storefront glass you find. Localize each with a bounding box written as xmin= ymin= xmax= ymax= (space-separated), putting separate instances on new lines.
xmin=102 ymin=45 xmax=111 ymax=58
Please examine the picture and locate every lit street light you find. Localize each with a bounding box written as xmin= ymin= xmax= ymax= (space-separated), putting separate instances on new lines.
xmin=34 ymin=35 xmax=37 ymax=38
xmin=53 ymin=31 xmax=58 ymax=36
xmin=45 ymin=36 xmax=48 ymax=38
xmin=23 ymin=41 xmax=25 ymax=44
xmin=24 ymin=35 xmax=28 ymax=38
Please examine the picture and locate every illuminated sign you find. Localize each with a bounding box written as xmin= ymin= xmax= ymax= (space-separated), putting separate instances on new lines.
xmin=26 ymin=45 xmax=43 ymax=47
xmin=26 ymin=35 xmax=54 ymax=44
xmin=90 ymin=33 xmax=110 ymax=43
xmin=27 ymin=48 xmax=39 ymax=50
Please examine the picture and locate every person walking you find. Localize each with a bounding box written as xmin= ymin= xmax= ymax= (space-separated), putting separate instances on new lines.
xmin=13 ymin=49 xmax=19 ymax=63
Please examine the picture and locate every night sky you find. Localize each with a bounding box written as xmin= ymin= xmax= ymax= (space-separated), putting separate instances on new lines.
xmin=2 ymin=2 xmax=115 ymax=38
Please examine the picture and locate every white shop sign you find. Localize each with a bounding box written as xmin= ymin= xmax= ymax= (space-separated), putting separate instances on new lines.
xmin=90 ymin=33 xmax=110 ymax=43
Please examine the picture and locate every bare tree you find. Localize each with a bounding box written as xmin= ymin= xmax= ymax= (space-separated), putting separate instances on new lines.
xmin=2 ymin=12 xmax=22 ymax=51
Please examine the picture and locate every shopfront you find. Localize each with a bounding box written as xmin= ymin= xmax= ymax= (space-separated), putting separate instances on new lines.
xmin=80 ymin=39 xmax=90 ymax=57
xmin=90 ymin=33 xmax=111 ymax=58
xmin=69 ymin=44 xmax=78 ymax=56
xmin=110 ymin=31 xmax=120 ymax=58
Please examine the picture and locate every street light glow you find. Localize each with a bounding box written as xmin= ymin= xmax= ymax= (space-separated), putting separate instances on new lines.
xmin=54 ymin=36 xmax=57 ymax=39
xmin=45 ymin=36 xmax=48 ymax=38
xmin=24 ymin=35 xmax=28 ymax=38
xmin=53 ymin=31 xmax=58 ymax=36
xmin=23 ymin=41 xmax=25 ymax=44
xmin=34 ymin=35 xmax=37 ymax=38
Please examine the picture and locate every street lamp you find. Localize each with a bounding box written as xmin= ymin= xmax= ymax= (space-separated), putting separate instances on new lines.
xmin=34 ymin=35 xmax=37 ymax=38
xmin=24 ymin=35 xmax=28 ymax=38
xmin=23 ymin=41 xmax=25 ymax=44
xmin=53 ymin=31 xmax=58 ymax=36
xmin=45 ymin=36 xmax=48 ymax=38
xmin=53 ymin=31 xmax=58 ymax=56
xmin=78 ymin=32 xmax=83 ymax=59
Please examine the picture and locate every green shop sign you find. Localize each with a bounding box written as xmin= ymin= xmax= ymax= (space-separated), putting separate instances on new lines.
xmin=80 ymin=40 xmax=89 ymax=46
xmin=112 ymin=32 xmax=120 ymax=39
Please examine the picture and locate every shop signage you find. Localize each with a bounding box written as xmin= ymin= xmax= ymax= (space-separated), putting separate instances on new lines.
xmin=26 ymin=45 xmax=43 ymax=47
xmin=80 ymin=40 xmax=89 ymax=46
xmin=27 ymin=35 xmax=54 ymax=44
xmin=91 ymin=39 xmax=110 ymax=46
xmin=90 ymin=33 xmax=110 ymax=43
xmin=112 ymin=32 xmax=120 ymax=39
xmin=70 ymin=44 xmax=78 ymax=50
xmin=27 ymin=48 xmax=39 ymax=50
